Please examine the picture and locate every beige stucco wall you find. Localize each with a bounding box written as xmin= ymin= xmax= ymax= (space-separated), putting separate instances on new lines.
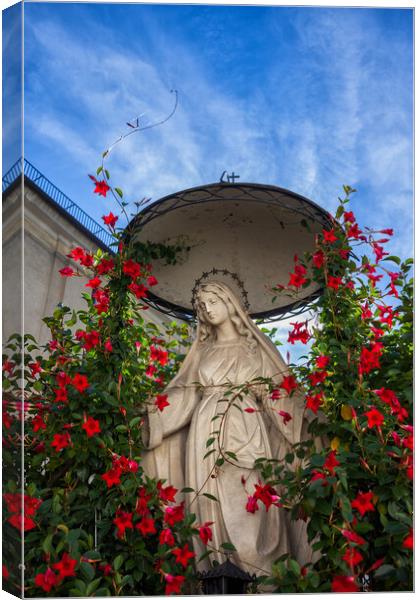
xmin=2 ymin=182 xmax=177 ymax=349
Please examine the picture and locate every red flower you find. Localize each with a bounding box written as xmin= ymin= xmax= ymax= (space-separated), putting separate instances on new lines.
xmin=96 ymin=258 xmax=115 ymax=275
xmin=322 ymin=229 xmax=338 ymax=243
xmin=246 ymin=495 xmax=259 ymax=513
xmin=24 ymin=496 xmax=42 ymax=516
xmin=150 ymin=346 xmax=169 ymax=366
xmin=278 ymin=410 xmax=292 ymax=424
xmin=324 ymin=451 xmax=340 ymax=474
xmin=136 ymin=487 xmax=152 ymax=516
xmin=128 ymin=282 xmax=148 ymax=299
xmin=102 ymin=467 xmax=122 ymax=488
xmin=67 ymin=246 xmax=86 ymax=262
xmin=364 ymin=408 xmax=384 ymax=429
xmin=351 ymin=491 xmax=375 ymax=517
xmin=347 ymin=223 xmax=362 ymax=239
xmin=315 ymin=355 xmax=330 ymax=369
xmin=339 ymin=249 xmax=350 ymax=260
xmin=310 ymin=471 xmax=328 ymax=485
xmin=113 ymin=511 xmax=133 ymax=538
xmin=254 ymin=482 xmax=280 ymax=511
xmin=377 ymin=305 xmax=396 ymax=327
xmin=164 ymin=502 xmax=185 ymax=526
xmin=82 ymin=416 xmax=101 ymax=437
xmin=72 ymin=373 xmax=89 ymax=393
xmin=402 ymin=528 xmax=413 ymax=550
xmin=327 ymin=275 xmax=343 ymax=290
xmin=99 ymin=564 xmax=112 ymax=576
xmin=157 ymin=482 xmax=178 ymax=504
xmin=159 ymin=528 xmax=175 ymax=547
xmin=104 ymin=338 xmax=113 ymax=352
xmin=308 ymin=370 xmax=328 ymax=386
xmin=199 ymin=521 xmax=213 ymax=545
xmin=341 ymin=528 xmax=367 ymax=546
xmin=279 ymin=375 xmax=298 ymax=395
xmin=53 ymin=552 xmax=78 ymax=578
xmin=331 ymin=575 xmax=359 ymax=592
xmin=136 ymin=517 xmax=156 ymax=536
xmin=147 ymin=275 xmax=158 ymax=286
xmin=146 ymin=364 xmax=157 ymax=377
xmin=32 ymin=413 xmax=46 ymax=432
xmin=343 ymin=210 xmax=355 ymax=223
xmin=342 ymin=547 xmax=363 ymax=567
xmin=358 ymin=343 xmax=383 ymax=375
xmin=164 ymin=574 xmax=185 ymax=595
xmin=288 ymin=321 xmax=310 ymax=345
xmin=155 ymin=394 xmax=170 ymax=411
xmin=367 ymin=558 xmax=385 ymax=573
xmin=2 ymin=565 xmax=9 ymax=580
xmin=80 ymin=330 xmax=101 ymax=350
xmin=372 ymin=242 xmax=388 ymax=263
xmin=305 ymin=393 xmax=323 ymax=414
xmin=86 ymin=277 xmax=102 ymax=289
xmin=59 ymin=266 xmax=75 ymax=277
xmin=2 ymin=360 xmax=15 ymax=375
xmin=361 ymin=302 xmax=373 ymax=320
xmin=3 ymin=493 xmax=21 ymax=514
xmin=312 ymin=250 xmax=325 ymax=268
xmin=51 ymin=432 xmax=71 ymax=452
xmin=374 ymin=387 xmax=399 ymax=409
xmin=34 ymin=568 xmax=58 ymax=592
xmin=245 ymin=407 xmax=256 ymax=413
xmin=80 ymin=252 xmax=94 ymax=267
xmin=8 ymin=513 xmax=37 ymax=531
xmin=28 ymin=361 xmax=42 ymax=377
xmin=123 ymin=259 xmax=142 ymax=279
xmin=380 ymin=228 xmax=394 ymax=236
xmin=92 ymin=178 xmax=110 ymax=197
xmin=288 ymin=264 xmax=308 ymax=288
xmin=172 ymin=543 xmax=195 ymax=568
xmin=53 ymin=387 xmax=68 ymax=403
xmin=102 ymin=212 xmax=118 ymax=228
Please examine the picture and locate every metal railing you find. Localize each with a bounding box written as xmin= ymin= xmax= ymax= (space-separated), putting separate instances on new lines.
xmin=2 ymin=158 xmax=114 ymax=249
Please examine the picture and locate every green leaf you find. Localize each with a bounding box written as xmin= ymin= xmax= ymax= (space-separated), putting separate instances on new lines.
xmin=115 ymin=187 xmax=123 ymax=198
xmin=113 ymin=554 xmax=124 ymax=571
xmin=80 ymin=562 xmax=95 ymax=582
xmin=73 ymin=579 xmax=87 ymax=594
xmin=203 ymin=493 xmax=219 ymax=502
xmin=96 ymin=166 xmax=103 ymax=175
xmin=181 ymin=487 xmax=195 ymax=493
xmin=86 ymin=578 xmax=101 ymax=596
xmin=220 ymin=542 xmax=236 ymax=552
xmin=206 ymin=437 xmax=215 ymax=448
xmin=42 ymin=533 xmax=54 ymax=554
xmin=115 ymin=424 xmax=127 ymax=433
xmin=198 ymin=549 xmax=213 ymax=563
xmin=384 ymin=256 xmax=401 ymax=265
xmin=129 ymin=416 xmax=141 ymax=428
xmin=203 ymin=449 xmax=216 ymax=459
xmin=289 ymin=559 xmax=301 ymax=578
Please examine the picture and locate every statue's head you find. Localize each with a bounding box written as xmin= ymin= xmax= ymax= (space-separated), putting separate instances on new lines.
xmin=195 ymin=283 xmax=236 ymax=328
xmin=194 ymin=282 xmax=257 ymax=352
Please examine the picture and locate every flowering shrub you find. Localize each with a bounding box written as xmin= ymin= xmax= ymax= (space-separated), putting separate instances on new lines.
xmin=2 ymin=172 xmax=206 ymax=596
xmin=2 ymin=173 xmax=412 ymax=595
xmin=254 ymin=186 xmax=413 ymax=592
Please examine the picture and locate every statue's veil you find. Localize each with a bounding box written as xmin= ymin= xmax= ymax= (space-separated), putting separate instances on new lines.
xmin=169 ymin=280 xmax=307 ymax=450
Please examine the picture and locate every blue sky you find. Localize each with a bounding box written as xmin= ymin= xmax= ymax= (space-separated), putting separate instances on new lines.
xmin=14 ymin=2 xmax=413 ymax=266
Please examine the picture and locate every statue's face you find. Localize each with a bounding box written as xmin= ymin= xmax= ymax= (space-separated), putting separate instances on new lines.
xmin=197 ymin=291 xmax=230 ymax=327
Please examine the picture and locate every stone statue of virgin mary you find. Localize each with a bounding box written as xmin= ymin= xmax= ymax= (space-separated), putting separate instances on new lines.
xmin=142 ymin=280 xmax=318 ymax=576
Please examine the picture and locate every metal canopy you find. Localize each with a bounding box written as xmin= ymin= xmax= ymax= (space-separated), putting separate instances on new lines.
xmin=128 ymin=182 xmax=331 ymax=322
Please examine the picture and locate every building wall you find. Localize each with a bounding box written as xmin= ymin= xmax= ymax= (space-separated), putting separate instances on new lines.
xmin=2 ymin=182 xmax=176 ymax=348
